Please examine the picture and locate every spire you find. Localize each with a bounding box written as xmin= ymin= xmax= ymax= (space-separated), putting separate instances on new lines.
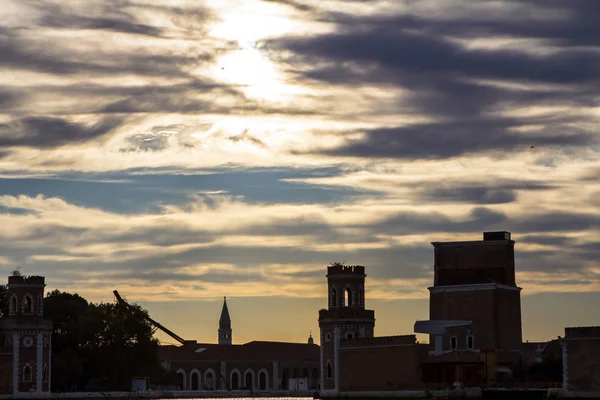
xmin=219 ymin=296 xmax=231 ymax=322
xmin=218 ymin=296 xmax=232 ymax=345
xmin=308 ymin=331 xmax=314 ymax=345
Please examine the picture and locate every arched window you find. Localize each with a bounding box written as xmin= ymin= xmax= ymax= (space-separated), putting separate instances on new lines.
xmin=230 ymin=370 xmax=240 ymax=390
xmin=204 ymin=370 xmax=214 ymax=390
xmin=281 ymin=368 xmax=290 ymax=390
xmin=244 ymin=370 xmax=253 ymax=389
xmin=23 ymin=364 xmax=32 ymax=382
xmin=326 ymin=361 xmax=332 ymax=379
xmin=4 ymin=337 xmax=10 ymax=347
xmin=43 ymin=364 xmax=49 ymax=382
xmin=176 ymin=369 xmax=186 ymax=390
xmin=9 ymin=295 xmax=17 ymax=315
xmin=258 ymin=369 xmax=267 ymax=390
xmin=345 ymin=287 xmax=352 ymax=307
xmin=190 ymin=370 xmax=200 ymax=390
xmin=22 ymin=295 xmax=33 ymax=314
xmin=359 ymin=285 xmax=364 ymax=308
xmin=331 ymin=287 xmax=337 ymax=307
xmin=38 ymin=295 xmax=43 ymax=315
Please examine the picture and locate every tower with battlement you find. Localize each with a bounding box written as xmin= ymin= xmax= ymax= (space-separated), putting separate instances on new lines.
xmin=0 ymin=275 xmax=52 ymax=395
xmin=318 ymin=264 xmax=375 ymax=394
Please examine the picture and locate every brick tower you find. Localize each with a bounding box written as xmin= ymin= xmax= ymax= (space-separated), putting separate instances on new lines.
xmin=218 ymin=296 xmax=232 ymax=345
xmin=429 ymin=231 xmax=523 ymax=352
xmin=318 ymin=264 xmax=375 ymax=394
xmin=0 ymin=275 xmax=52 ymax=395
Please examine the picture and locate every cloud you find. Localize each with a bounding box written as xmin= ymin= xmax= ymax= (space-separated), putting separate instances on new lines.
xmin=301 ymin=120 xmax=594 ymax=160
xmin=0 ymin=116 xmax=122 ymax=148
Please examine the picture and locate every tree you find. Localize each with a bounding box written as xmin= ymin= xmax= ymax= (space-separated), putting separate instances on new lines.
xmin=43 ymin=290 xmax=164 ymax=391
xmin=0 ymin=283 xmax=7 ymax=319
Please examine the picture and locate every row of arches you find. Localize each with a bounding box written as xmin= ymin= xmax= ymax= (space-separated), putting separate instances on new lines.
xmin=21 ymin=363 xmax=49 ymax=383
xmin=8 ymin=293 xmax=43 ymax=315
xmin=176 ymin=368 xmax=269 ymax=391
xmin=175 ymin=367 xmax=319 ymax=391
xmin=330 ymin=285 xmax=364 ymax=308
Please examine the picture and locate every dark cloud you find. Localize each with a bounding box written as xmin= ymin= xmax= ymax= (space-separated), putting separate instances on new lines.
xmin=305 ymin=120 xmax=594 ymax=160
xmin=0 ymin=116 xmax=122 ymax=148
xmin=414 ymin=180 xmax=557 ymax=205
xmin=373 ymin=206 xmax=507 ymax=235
xmin=228 ymin=130 xmax=267 ymax=148
xmin=271 ymin=24 xmax=600 ymax=85
xmin=0 ymin=32 xmax=213 ymax=78
xmin=267 ymin=2 xmax=600 ymax=159
xmin=510 ymin=212 xmax=600 ymax=233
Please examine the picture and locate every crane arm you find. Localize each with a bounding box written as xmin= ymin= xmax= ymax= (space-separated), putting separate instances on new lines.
xmin=113 ymin=290 xmax=187 ymax=346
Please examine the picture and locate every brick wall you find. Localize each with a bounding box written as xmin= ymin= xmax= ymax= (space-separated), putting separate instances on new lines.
xmin=0 ymin=354 xmax=13 ymax=394
xmin=338 ymin=344 xmax=422 ymax=391
xmin=495 ymin=288 xmax=523 ymax=349
xmin=430 ymin=289 xmax=496 ymax=350
xmin=564 ymin=338 xmax=600 ymax=392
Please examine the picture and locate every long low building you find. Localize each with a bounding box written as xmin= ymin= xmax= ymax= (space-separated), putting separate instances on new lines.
xmin=158 ymin=298 xmax=320 ymax=392
xmin=159 ymin=340 xmax=320 ymax=391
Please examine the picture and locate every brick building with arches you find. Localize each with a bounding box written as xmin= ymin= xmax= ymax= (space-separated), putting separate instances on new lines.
xmin=0 ymin=274 xmax=52 ymax=395
xmin=158 ymin=297 xmax=320 ymax=392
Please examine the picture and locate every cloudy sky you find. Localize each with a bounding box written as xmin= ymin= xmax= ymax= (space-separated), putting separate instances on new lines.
xmin=1 ymin=0 xmax=600 ymax=344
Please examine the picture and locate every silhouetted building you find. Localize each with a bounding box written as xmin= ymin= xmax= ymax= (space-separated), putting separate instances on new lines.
xmin=0 ymin=275 xmax=52 ymax=395
xmin=159 ymin=298 xmax=319 ymax=392
xmin=320 ymin=232 xmax=529 ymax=396
xmin=560 ymin=326 xmax=600 ymax=393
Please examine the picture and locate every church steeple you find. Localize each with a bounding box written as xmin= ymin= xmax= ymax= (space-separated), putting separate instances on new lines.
xmin=218 ymin=296 xmax=232 ymax=345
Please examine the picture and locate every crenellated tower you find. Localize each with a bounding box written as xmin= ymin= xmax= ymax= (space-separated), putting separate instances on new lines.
xmin=0 ymin=275 xmax=52 ymax=395
xmin=318 ymin=264 xmax=375 ymax=394
xmin=218 ymin=297 xmax=232 ymax=345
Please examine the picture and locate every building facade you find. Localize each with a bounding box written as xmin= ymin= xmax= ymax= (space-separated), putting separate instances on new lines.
xmin=159 ymin=297 xmax=320 ymax=392
xmin=0 ymin=275 xmax=52 ymax=395
xmin=560 ymin=326 xmax=600 ymax=393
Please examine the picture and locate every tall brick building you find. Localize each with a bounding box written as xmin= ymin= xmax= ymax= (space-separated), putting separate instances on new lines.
xmin=427 ymin=231 xmax=522 ymax=351
xmin=0 ymin=275 xmax=52 ymax=395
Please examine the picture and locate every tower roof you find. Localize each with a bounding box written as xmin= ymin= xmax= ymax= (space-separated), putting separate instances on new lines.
xmin=219 ymin=296 xmax=231 ymax=322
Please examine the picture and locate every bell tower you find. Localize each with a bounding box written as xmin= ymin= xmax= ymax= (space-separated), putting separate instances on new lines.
xmin=0 ymin=274 xmax=52 ymax=395
xmin=318 ymin=263 xmax=375 ymax=395
xmin=218 ymin=297 xmax=232 ymax=345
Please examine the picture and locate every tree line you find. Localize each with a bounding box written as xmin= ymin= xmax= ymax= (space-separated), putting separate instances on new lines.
xmin=0 ymin=284 xmax=178 ymax=391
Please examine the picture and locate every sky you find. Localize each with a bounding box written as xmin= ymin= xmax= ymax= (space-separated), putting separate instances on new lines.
xmin=1 ymin=0 xmax=600 ymax=345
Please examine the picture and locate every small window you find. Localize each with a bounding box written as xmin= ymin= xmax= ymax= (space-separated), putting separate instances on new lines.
xmin=345 ymin=332 xmax=354 ymax=339
xmin=467 ymin=335 xmax=474 ymax=350
xmin=4 ymin=337 xmax=10 ymax=347
xmin=23 ymin=364 xmax=32 ymax=382
xmin=331 ymin=288 xmax=337 ymax=307
xmin=38 ymin=295 xmax=43 ymax=315
xmin=9 ymin=295 xmax=17 ymax=315
xmin=326 ymin=361 xmax=332 ymax=378
xmin=450 ymin=336 xmax=457 ymax=350
xmin=22 ymin=295 xmax=33 ymax=314
xmin=345 ymin=288 xmax=352 ymax=307
xmin=43 ymin=364 xmax=49 ymax=382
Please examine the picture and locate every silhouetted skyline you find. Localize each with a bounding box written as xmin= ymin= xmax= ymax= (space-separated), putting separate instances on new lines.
xmin=1 ymin=0 xmax=599 ymax=344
